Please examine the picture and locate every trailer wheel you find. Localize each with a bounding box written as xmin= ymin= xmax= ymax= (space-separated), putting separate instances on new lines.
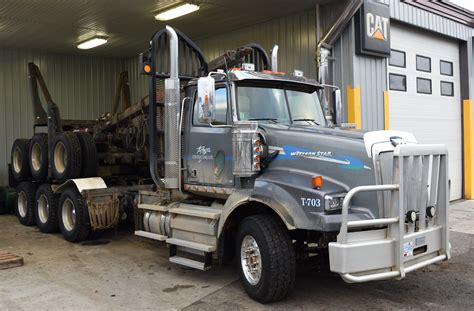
xmin=52 ymin=132 xmax=82 ymax=183
xmin=58 ymin=187 xmax=90 ymax=242
xmin=15 ymin=182 xmax=36 ymax=226
xmin=34 ymin=184 xmax=59 ymax=233
xmin=236 ymin=215 xmax=296 ymax=303
xmin=75 ymin=132 xmax=97 ymax=177
xmin=29 ymin=133 xmax=49 ymax=180
xmin=11 ymin=139 xmax=31 ymax=182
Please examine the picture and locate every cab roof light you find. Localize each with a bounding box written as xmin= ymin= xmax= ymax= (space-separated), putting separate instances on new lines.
xmin=155 ymin=3 xmax=200 ymax=21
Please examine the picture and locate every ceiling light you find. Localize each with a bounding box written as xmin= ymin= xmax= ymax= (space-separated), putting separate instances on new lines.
xmin=155 ymin=3 xmax=200 ymax=21
xmin=77 ymin=36 xmax=108 ymax=50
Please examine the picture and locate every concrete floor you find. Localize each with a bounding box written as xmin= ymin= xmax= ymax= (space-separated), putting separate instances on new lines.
xmin=0 ymin=201 xmax=473 ymax=310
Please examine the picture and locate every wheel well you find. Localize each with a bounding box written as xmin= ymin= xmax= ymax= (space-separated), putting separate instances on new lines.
xmin=219 ymin=201 xmax=288 ymax=264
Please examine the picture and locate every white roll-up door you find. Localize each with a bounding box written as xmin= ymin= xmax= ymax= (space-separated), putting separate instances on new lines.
xmin=388 ymin=23 xmax=462 ymax=200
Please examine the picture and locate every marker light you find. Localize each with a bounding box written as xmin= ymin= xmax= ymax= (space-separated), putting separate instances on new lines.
xmin=77 ymin=36 xmax=108 ymax=50
xmin=143 ymin=64 xmax=152 ymax=73
xmin=155 ymin=3 xmax=200 ymax=21
xmin=312 ymin=176 xmax=323 ymax=189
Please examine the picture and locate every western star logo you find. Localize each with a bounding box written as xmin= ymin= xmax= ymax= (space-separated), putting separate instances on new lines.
xmin=366 ymin=12 xmax=389 ymax=41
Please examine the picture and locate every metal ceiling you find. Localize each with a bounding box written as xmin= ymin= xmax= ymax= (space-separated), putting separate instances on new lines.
xmin=0 ymin=0 xmax=327 ymax=58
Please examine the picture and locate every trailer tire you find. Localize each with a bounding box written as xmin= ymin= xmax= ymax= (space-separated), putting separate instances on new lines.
xmin=236 ymin=214 xmax=296 ymax=303
xmin=34 ymin=184 xmax=59 ymax=233
xmin=58 ymin=187 xmax=91 ymax=242
xmin=29 ymin=133 xmax=49 ymax=180
xmin=52 ymin=132 xmax=82 ymax=183
xmin=11 ymin=139 xmax=31 ymax=182
xmin=15 ymin=182 xmax=36 ymax=226
xmin=75 ymin=132 xmax=97 ymax=177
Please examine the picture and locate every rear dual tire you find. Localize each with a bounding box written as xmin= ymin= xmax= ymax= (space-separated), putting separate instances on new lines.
xmin=52 ymin=132 xmax=83 ymax=183
xmin=34 ymin=184 xmax=59 ymax=233
xmin=11 ymin=139 xmax=31 ymax=182
xmin=29 ymin=133 xmax=49 ymax=181
xmin=58 ymin=187 xmax=91 ymax=242
xmin=15 ymin=182 xmax=36 ymax=226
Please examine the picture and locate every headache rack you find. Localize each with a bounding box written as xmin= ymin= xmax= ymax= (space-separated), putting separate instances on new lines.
xmin=329 ymin=144 xmax=450 ymax=282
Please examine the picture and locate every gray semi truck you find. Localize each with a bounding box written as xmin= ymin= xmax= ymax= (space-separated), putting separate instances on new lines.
xmin=9 ymin=26 xmax=450 ymax=303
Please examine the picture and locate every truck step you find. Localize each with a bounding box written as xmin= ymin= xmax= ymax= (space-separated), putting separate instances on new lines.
xmin=166 ymin=238 xmax=216 ymax=252
xmin=169 ymin=204 xmax=221 ymax=219
xmin=135 ymin=230 xmax=167 ymax=241
xmin=169 ymin=256 xmax=211 ymax=271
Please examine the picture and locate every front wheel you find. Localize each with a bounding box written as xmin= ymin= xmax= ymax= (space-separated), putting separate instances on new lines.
xmin=236 ymin=215 xmax=296 ymax=303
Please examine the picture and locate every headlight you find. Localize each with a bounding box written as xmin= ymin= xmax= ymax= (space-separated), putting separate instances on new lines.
xmin=324 ymin=194 xmax=346 ymax=212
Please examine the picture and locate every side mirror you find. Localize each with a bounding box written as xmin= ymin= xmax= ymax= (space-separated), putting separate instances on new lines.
xmin=197 ymin=76 xmax=216 ymax=123
xmin=332 ymin=89 xmax=342 ymax=126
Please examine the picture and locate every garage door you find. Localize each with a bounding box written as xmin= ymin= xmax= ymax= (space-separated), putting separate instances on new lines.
xmin=388 ymin=23 xmax=462 ymax=200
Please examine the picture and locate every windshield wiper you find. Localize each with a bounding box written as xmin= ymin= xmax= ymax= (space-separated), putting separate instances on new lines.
xmin=248 ymin=118 xmax=279 ymax=123
xmin=293 ymin=118 xmax=320 ymax=125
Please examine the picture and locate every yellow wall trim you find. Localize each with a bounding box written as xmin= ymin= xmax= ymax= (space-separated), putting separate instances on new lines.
xmin=383 ymin=91 xmax=389 ymax=130
xmin=347 ymin=85 xmax=362 ymax=129
xmin=463 ymin=99 xmax=474 ymax=199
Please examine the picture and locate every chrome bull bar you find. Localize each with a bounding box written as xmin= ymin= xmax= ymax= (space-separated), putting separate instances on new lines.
xmin=329 ymin=144 xmax=450 ymax=283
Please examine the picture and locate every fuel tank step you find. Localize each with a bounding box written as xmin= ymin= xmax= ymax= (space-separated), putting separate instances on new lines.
xmin=166 ymin=238 xmax=216 ymax=252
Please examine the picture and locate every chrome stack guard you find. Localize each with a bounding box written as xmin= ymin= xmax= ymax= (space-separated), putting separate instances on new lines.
xmin=329 ymin=144 xmax=450 ymax=283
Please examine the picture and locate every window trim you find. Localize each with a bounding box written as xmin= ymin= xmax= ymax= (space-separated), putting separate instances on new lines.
xmin=440 ymin=60 xmax=454 ymax=77
xmin=440 ymin=81 xmax=454 ymax=97
xmin=389 ymin=49 xmax=406 ymax=68
xmin=192 ymin=86 xmax=230 ymax=127
xmin=389 ymin=73 xmax=407 ymax=92
xmin=416 ymin=77 xmax=432 ymax=95
xmin=416 ymin=54 xmax=431 ymax=73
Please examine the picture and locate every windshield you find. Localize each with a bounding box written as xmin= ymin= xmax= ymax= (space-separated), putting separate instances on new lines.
xmin=236 ymin=85 xmax=326 ymax=126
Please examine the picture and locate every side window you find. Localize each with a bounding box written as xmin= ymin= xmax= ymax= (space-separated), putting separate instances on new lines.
xmin=440 ymin=60 xmax=453 ymax=76
xmin=416 ymin=55 xmax=431 ymax=72
xmin=440 ymin=81 xmax=454 ymax=97
xmin=193 ymin=87 xmax=228 ymax=126
xmin=417 ymin=78 xmax=432 ymax=94
xmin=389 ymin=73 xmax=407 ymax=92
xmin=389 ymin=50 xmax=406 ymax=68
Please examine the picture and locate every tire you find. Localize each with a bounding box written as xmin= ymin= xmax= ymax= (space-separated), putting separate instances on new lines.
xmin=11 ymin=139 xmax=31 ymax=182
xmin=52 ymin=132 xmax=82 ymax=183
xmin=15 ymin=182 xmax=36 ymax=226
xmin=58 ymin=187 xmax=91 ymax=242
xmin=34 ymin=184 xmax=59 ymax=233
xmin=75 ymin=132 xmax=97 ymax=177
xmin=236 ymin=215 xmax=296 ymax=303
xmin=29 ymin=133 xmax=49 ymax=180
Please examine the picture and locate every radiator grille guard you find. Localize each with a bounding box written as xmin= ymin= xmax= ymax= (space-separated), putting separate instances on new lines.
xmin=329 ymin=144 xmax=450 ymax=283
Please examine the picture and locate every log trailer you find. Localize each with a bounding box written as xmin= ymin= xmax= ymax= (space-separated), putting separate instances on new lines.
xmin=8 ymin=26 xmax=450 ymax=303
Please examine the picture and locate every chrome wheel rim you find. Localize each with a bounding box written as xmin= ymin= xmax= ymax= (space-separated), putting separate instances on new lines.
xmin=17 ymin=191 xmax=27 ymax=218
xmin=13 ymin=147 xmax=22 ymax=173
xmin=54 ymin=142 xmax=67 ymax=174
xmin=31 ymin=143 xmax=42 ymax=172
xmin=37 ymin=194 xmax=49 ymax=224
xmin=62 ymin=198 xmax=76 ymax=231
xmin=240 ymin=235 xmax=262 ymax=285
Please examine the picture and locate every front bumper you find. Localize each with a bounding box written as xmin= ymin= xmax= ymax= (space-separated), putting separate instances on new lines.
xmin=329 ymin=144 xmax=450 ymax=282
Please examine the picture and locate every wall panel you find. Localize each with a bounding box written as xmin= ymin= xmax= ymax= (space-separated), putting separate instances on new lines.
xmin=0 ymin=48 xmax=126 ymax=184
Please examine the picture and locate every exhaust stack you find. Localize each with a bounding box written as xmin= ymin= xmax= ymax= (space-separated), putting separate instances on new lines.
xmin=164 ymin=26 xmax=180 ymax=188
xmin=271 ymin=45 xmax=279 ymax=72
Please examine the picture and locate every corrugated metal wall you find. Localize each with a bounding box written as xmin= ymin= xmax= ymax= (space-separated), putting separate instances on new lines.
xmin=0 ymin=48 xmax=126 ymax=184
xmin=125 ymin=10 xmax=319 ymax=105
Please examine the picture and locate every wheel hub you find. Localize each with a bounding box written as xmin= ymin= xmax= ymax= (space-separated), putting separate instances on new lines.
xmin=17 ymin=191 xmax=27 ymax=218
xmin=37 ymin=194 xmax=49 ymax=224
xmin=241 ymin=235 xmax=262 ymax=285
xmin=62 ymin=198 xmax=76 ymax=231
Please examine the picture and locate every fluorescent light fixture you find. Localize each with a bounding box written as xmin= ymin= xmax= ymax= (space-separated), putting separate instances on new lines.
xmin=155 ymin=3 xmax=200 ymax=21
xmin=77 ymin=36 xmax=108 ymax=50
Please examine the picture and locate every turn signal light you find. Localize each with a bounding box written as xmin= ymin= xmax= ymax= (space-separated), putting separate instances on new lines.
xmin=312 ymin=176 xmax=323 ymax=189
xmin=143 ymin=64 xmax=152 ymax=73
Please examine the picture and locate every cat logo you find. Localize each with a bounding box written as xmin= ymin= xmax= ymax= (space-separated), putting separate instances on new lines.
xmin=366 ymin=12 xmax=389 ymax=41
